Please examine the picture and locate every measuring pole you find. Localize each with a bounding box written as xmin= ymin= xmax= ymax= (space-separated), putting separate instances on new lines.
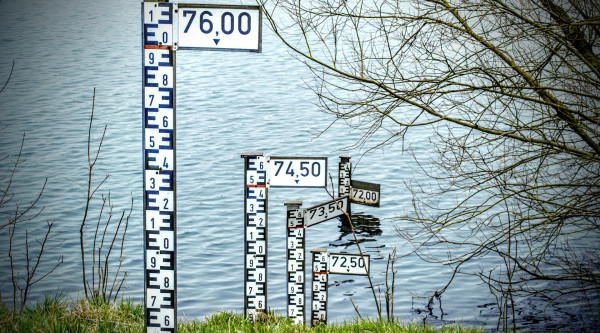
xmin=142 ymin=2 xmax=262 ymax=330
xmin=311 ymin=249 xmax=328 ymax=325
xmin=242 ymin=152 xmax=268 ymax=320
xmin=285 ymin=200 xmax=305 ymax=324
xmin=143 ymin=1 xmax=177 ymax=332
xmin=311 ymin=251 xmax=370 ymax=325
xmin=338 ymin=155 xmax=352 ymax=224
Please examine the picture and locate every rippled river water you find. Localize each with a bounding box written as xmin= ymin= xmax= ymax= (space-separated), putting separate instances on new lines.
xmin=0 ymin=0 xmax=595 ymax=331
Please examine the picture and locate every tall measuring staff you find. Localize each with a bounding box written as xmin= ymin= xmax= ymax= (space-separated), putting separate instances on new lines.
xmin=285 ymin=200 xmax=305 ymax=324
xmin=242 ymin=152 xmax=268 ymax=320
xmin=143 ymin=2 xmax=261 ymax=331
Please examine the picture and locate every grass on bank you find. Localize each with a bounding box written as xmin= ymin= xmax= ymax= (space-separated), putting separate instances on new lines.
xmin=0 ymin=295 xmax=486 ymax=333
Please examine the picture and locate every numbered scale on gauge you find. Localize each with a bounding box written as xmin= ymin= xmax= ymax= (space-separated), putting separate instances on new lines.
xmin=143 ymin=2 xmax=264 ymax=330
xmin=143 ymin=2 xmax=176 ymax=332
xmin=338 ymin=156 xmax=351 ymax=197
xmin=338 ymin=156 xmax=352 ymax=219
xmin=242 ymin=152 xmax=268 ymax=321
xmin=175 ymin=4 xmax=261 ymax=52
xmin=143 ymin=2 xmax=173 ymax=47
xmin=285 ymin=201 xmax=305 ymax=324
xmin=311 ymin=249 xmax=328 ymax=325
xmin=309 ymin=250 xmax=371 ymax=326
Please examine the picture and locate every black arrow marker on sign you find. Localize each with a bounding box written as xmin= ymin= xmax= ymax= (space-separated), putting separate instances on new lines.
xmin=214 ymin=31 xmax=220 ymax=45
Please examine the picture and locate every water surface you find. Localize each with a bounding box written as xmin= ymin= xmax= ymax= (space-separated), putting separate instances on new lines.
xmin=0 ymin=1 xmax=595 ymax=331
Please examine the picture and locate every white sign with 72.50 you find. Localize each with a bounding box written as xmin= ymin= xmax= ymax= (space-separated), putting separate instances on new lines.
xmin=328 ymin=252 xmax=370 ymax=275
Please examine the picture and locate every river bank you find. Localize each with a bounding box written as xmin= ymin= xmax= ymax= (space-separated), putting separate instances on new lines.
xmin=0 ymin=295 xmax=486 ymax=333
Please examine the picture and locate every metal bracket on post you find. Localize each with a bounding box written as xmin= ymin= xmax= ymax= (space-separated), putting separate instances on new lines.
xmin=311 ymin=249 xmax=328 ymax=326
xmin=241 ymin=152 xmax=268 ymax=321
xmin=285 ymin=200 xmax=305 ymax=324
xmin=338 ymin=155 xmax=352 ymax=224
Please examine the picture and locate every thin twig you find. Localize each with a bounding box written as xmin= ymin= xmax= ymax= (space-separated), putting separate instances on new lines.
xmin=78 ymin=88 xmax=130 ymax=304
xmin=350 ymin=297 xmax=364 ymax=321
xmin=385 ymin=251 xmax=390 ymax=321
xmin=2 ymin=129 xmax=61 ymax=311
xmin=97 ymin=193 xmax=113 ymax=302
xmin=391 ymin=248 xmax=396 ymax=322
xmin=8 ymin=220 xmax=16 ymax=312
xmin=0 ymin=59 xmax=14 ymax=95
xmin=326 ymin=173 xmax=382 ymax=318
xmin=21 ymin=221 xmax=63 ymax=310
xmin=81 ymin=87 xmax=108 ymax=301
xmin=92 ymin=194 xmax=107 ymax=301
xmin=1 ymin=136 xmax=46 ymax=233
xmin=109 ymin=194 xmax=133 ymax=302
xmin=80 ymin=88 xmax=97 ymax=299
xmin=0 ymin=132 xmax=23 ymax=209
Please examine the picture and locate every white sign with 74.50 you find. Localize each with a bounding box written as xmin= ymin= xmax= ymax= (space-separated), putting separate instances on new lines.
xmin=268 ymin=156 xmax=327 ymax=188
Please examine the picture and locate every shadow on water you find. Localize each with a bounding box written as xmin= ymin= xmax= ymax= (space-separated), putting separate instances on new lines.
xmin=407 ymin=267 xmax=600 ymax=332
xmin=325 ymin=213 xmax=384 ymax=298
xmin=328 ymin=213 xmax=383 ymax=250
xmin=410 ymin=290 xmax=447 ymax=326
xmin=322 ymin=214 xmax=600 ymax=332
xmin=475 ymin=294 xmax=600 ymax=332
xmin=331 ymin=213 xmax=451 ymax=325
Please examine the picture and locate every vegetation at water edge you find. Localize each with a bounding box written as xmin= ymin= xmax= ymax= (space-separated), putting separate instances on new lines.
xmin=0 ymin=295 xmax=487 ymax=333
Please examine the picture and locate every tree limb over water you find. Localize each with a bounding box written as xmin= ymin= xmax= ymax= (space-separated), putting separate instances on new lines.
xmin=258 ymin=0 xmax=600 ymax=329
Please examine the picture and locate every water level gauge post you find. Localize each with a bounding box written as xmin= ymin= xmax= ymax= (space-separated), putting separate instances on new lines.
xmin=242 ymin=152 xmax=268 ymax=321
xmin=338 ymin=156 xmax=352 ymax=224
xmin=285 ymin=200 xmax=305 ymax=324
xmin=311 ymin=248 xmax=328 ymax=326
xmin=142 ymin=1 xmax=264 ymax=330
xmin=143 ymin=2 xmax=176 ymax=332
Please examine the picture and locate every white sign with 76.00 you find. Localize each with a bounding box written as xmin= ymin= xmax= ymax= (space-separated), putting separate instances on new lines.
xmin=176 ymin=4 xmax=261 ymax=52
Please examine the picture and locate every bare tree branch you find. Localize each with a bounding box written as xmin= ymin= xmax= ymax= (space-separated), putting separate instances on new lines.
xmin=261 ymin=0 xmax=600 ymax=328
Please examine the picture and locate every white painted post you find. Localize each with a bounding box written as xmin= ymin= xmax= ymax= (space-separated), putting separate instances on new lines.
xmin=311 ymin=249 xmax=328 ymax=326
xmin=142 ymin=2 xmax=263 ymax=330
xmin=339 ymin=155 xmax=352 ymax=224
xmin=241 ymin=152 xmax=268 ymax=321
xmin=143 ymin=1 xmax=176 ymax=332
xmin=285 ymin=200 xmax=305 ymax=324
